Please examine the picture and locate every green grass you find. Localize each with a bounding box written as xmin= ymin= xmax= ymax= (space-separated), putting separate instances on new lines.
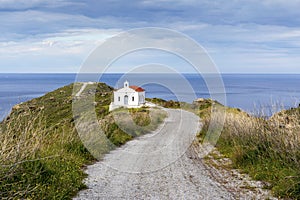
xmin=0 ymin=83 xmax=166 ymax=199
xmin=198 ymin=103 xmax=300 ymax=199
xmin=107 ymin=107 xmax=167 ymax=137
xmin=146 ymin=97 xmax=181 ymax=108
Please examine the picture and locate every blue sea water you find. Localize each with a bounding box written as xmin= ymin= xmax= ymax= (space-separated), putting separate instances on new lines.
xmin=1 ymin=73 xmax=300 ymax=121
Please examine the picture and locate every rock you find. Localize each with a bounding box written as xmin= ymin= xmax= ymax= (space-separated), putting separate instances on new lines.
xmin=194 ymin=98 xmax=205 ymax=102
xmin=13 ymin=104 xmax=21 ymax=110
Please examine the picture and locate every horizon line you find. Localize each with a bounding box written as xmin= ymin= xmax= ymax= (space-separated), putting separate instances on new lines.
xmin=1 ymin=72 xmax=300 ymax=75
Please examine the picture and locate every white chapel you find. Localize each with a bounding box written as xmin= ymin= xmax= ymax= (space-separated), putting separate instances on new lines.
xmin=109 ymin=81 xmax=146 ymax=111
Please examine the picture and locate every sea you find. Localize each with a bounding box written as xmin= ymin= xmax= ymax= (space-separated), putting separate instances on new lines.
xmin=1 ymin=73 xmax=300 ymax=121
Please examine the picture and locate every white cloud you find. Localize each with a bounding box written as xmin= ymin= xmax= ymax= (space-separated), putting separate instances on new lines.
xmin=0 ymin=28 xmax=121 ymax=55
xmin=1 ymin=20 xmax=300 ymax=73
xmin=0 ymin=0 xmax=84 ymax=9
xmin=0 ymin=0 xmax=300 ymax=73
xmin=0 ymin=9 xmax=130 ymax=42
xmin=0 ymin=28 xmax=123 ymax=72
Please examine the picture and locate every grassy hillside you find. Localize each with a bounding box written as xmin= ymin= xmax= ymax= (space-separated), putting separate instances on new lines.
xmin=0 ymin=83 xmax=166 ymax=199
xmin=198 ymin=103 xmax=300 ymax=199
xmin=2 ymin=86 xmax=298 ymax=199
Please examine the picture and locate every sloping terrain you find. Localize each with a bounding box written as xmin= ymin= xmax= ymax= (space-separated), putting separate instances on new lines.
xmin=0 ymin=82 xmax=165 ymax=199
xmin=75 ymin=109 xmax=234 ymax=199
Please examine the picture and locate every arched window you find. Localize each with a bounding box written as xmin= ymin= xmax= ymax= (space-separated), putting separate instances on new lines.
xmin=118 ymin=96 xmax=120 ymax=101
xmin=132 ymin=96 xmax=134 ymax=101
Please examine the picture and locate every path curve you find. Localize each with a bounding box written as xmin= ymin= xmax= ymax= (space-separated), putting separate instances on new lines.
xmin=74 ymin=109 xmax=234 ymax=199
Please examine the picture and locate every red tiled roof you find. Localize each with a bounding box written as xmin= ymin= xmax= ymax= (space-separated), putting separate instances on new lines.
xmin=129 ymin=85 xmax=145 ymax=92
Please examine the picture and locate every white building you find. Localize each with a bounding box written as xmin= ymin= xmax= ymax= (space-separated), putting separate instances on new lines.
xmin=109 ymin=81 xmax=146 ymax=111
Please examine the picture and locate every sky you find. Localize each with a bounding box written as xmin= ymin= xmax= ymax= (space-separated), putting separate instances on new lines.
xmin=0 ymin=0 xmax=300 ymax=73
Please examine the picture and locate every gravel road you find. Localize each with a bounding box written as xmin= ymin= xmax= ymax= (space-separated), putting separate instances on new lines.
xmin=74 ymin=109 xmax=234 ymax=199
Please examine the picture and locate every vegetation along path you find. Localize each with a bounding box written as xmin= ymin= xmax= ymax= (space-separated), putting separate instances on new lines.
xmin=74 ymin=109 xmax=234 ymax=199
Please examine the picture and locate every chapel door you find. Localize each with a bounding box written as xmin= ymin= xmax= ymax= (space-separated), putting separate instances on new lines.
xmin=124 ymin=95 xmax=128 ymax=105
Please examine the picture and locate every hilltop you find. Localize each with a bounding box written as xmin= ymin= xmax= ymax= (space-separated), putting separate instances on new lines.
xmin=0 ymin=82 xmax=166 ymax=199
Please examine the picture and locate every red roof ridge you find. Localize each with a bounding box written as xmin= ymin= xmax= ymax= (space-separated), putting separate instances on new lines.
xmin=129 ymin=85 xmax=145 ymax=92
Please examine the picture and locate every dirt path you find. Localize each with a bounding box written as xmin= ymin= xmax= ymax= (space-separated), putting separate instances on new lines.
xmin=75 ymin=82 xmax=94 ymax=97
xmin=74 ymin=109 xmax=234 ymax=199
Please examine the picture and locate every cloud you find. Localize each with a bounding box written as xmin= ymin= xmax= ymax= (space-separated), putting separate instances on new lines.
xmin=0 ymin=28 xmax=122 ymax=72
xmin=0 ymin=0 xmax=84 ymax=10
xmin=0 ymin=0 xmax=300 ymax=73
xmin=135 ymin=0 xmax=300 ymax=27
xmin=0 ymin=28 xmax=121 ymax=56
xmin=0 ymin=10 xmax=124 ymax=41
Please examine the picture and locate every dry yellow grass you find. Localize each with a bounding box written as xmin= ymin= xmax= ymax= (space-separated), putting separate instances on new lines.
xmin=202 ymin=107 xmax=300 ymax=198
xmin=0 ymin=111 xmax=48 ymax=198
